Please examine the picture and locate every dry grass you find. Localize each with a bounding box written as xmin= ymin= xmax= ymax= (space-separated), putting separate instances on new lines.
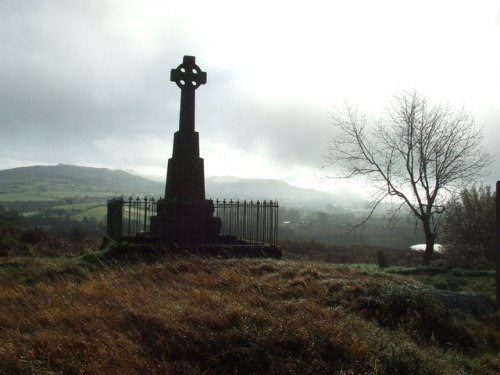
xmin=0 ymin=248 xmax=498 ymax=374
xmin=0 ymin=227 xmax=497 ymax=374
xmin=0 ymin=224 xmax=98 ymax=258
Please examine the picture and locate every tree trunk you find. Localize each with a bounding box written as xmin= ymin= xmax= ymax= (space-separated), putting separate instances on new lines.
xmin=422 ymin=217 xmax=436 ymax=266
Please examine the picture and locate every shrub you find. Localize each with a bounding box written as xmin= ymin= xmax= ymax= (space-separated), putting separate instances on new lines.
xmin=441 ymin=186 xmax=496 ymax=267
xmin=20 ymin=228 xmax=42 ymax=244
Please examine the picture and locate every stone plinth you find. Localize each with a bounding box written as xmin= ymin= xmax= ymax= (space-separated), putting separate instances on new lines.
xmin=151 ymin=198 xmax=221 ymax=242
xmin=165 ymin=131 xmax=205 ymax=201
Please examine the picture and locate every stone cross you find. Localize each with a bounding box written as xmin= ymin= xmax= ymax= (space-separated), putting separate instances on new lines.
xmin=164 ymin=55 xmax=207 ymax=202
xmin=170 ymin=55 xmax=207 ymax=133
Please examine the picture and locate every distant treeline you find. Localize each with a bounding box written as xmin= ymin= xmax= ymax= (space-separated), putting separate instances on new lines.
xmin=279 ymin=206 xmax=425 ymax=249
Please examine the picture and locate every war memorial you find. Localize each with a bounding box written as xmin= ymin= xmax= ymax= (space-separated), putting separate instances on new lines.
xmin=107 ymin=56 xmax=281 ymax=258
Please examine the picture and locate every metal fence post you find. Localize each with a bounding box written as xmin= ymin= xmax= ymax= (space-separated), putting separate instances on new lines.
xmin=143 ymin=197 xmax=148 ymax=233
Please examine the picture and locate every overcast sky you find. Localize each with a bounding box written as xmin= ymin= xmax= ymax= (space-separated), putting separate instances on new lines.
xmin=1 ymin=0 xmax=499 ymax=194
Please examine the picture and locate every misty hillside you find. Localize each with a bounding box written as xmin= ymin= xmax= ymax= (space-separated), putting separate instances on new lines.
xmin=0 ymin=164 xmax=164 ymax=197
xmin=0 ymin=165 xmax=338 ymax=203
xmin=206 ymin=176 xmax=335 ymax=203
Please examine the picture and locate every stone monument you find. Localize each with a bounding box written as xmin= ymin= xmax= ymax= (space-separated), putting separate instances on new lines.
xmin=150 ymin=56 xmax=222 ymax=242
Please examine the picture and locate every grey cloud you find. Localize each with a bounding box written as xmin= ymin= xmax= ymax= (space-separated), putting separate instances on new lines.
xmin=1 ymin=0 xmax=498 ymax=191
xmin=0 ymin=1 xmax=186 ymax=139
xmin=197 ymin=87 xmax=332 ymax=168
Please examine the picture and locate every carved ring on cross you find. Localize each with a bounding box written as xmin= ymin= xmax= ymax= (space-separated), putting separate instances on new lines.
xmin=170 ymin=56 xmax=207 ymax=90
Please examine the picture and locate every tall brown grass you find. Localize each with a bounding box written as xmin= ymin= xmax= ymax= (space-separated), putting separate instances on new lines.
xmin=0 ymin=252 xmax=498 ymax=374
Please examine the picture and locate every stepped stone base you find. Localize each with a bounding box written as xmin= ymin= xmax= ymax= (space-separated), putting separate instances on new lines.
xmin=150 ymin=215 xmax=222 ymax=243
xmin=150 ymin=198 xmax=221 ymax=243
xmin=116 ymin=239 xmax=282 ymax=259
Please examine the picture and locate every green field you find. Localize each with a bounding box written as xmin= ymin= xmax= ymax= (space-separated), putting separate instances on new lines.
xmin=71 ymin=205 xmax=108 ymax=221
xmin=0 ymin=192 xmax=59 ymax=202
xmin=0 ymin=183 xmax=118 ymax=200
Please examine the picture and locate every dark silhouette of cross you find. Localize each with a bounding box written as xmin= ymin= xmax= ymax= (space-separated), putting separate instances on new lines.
xmin=171 ymin=56 xmax=206 ymax=132
xmin=171 ymin=55 xmax=207 ymax=90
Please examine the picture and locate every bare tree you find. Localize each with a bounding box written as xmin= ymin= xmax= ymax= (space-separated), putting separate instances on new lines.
xmin=323 ymin=91 xmax=492 ymax=265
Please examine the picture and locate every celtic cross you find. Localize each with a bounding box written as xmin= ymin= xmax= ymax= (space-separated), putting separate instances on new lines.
xmin=171 ymin=56 xmax=206 ymax=132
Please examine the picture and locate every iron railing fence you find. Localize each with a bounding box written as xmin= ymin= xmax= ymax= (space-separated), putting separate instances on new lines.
xmin=107 ymin=196 xmax=158 ymax=241
xmin=106 ymin=196 xmax=278 ymax=245
xmin=214 ymin=199 xmax=279 ymax=245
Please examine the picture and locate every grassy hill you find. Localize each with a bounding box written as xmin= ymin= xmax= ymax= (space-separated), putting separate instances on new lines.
xmin=0 ymin=164 xmax=164 ymax=201
xmin=0 ymin=226 xmax=498 ymax=374
xmin=0 ymin=165 xmax=342 ymax=203
xmin=0 ymin=164 xmax=165 ymax=229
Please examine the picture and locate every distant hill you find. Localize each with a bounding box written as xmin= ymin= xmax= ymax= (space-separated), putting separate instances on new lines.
xmin=0 ymin=165 xmax=338 ymax=204
xmin=0 ymin=164 xmax=164 ymax=199
xmin=205 ymin=176 xmax=335 ymax=204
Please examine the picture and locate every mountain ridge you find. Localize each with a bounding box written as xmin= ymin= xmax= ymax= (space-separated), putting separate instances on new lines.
xmin=0 ymin=164 xmax=336 ymax=203
xmin=205 ymin=175 xmax=334 ymax=203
